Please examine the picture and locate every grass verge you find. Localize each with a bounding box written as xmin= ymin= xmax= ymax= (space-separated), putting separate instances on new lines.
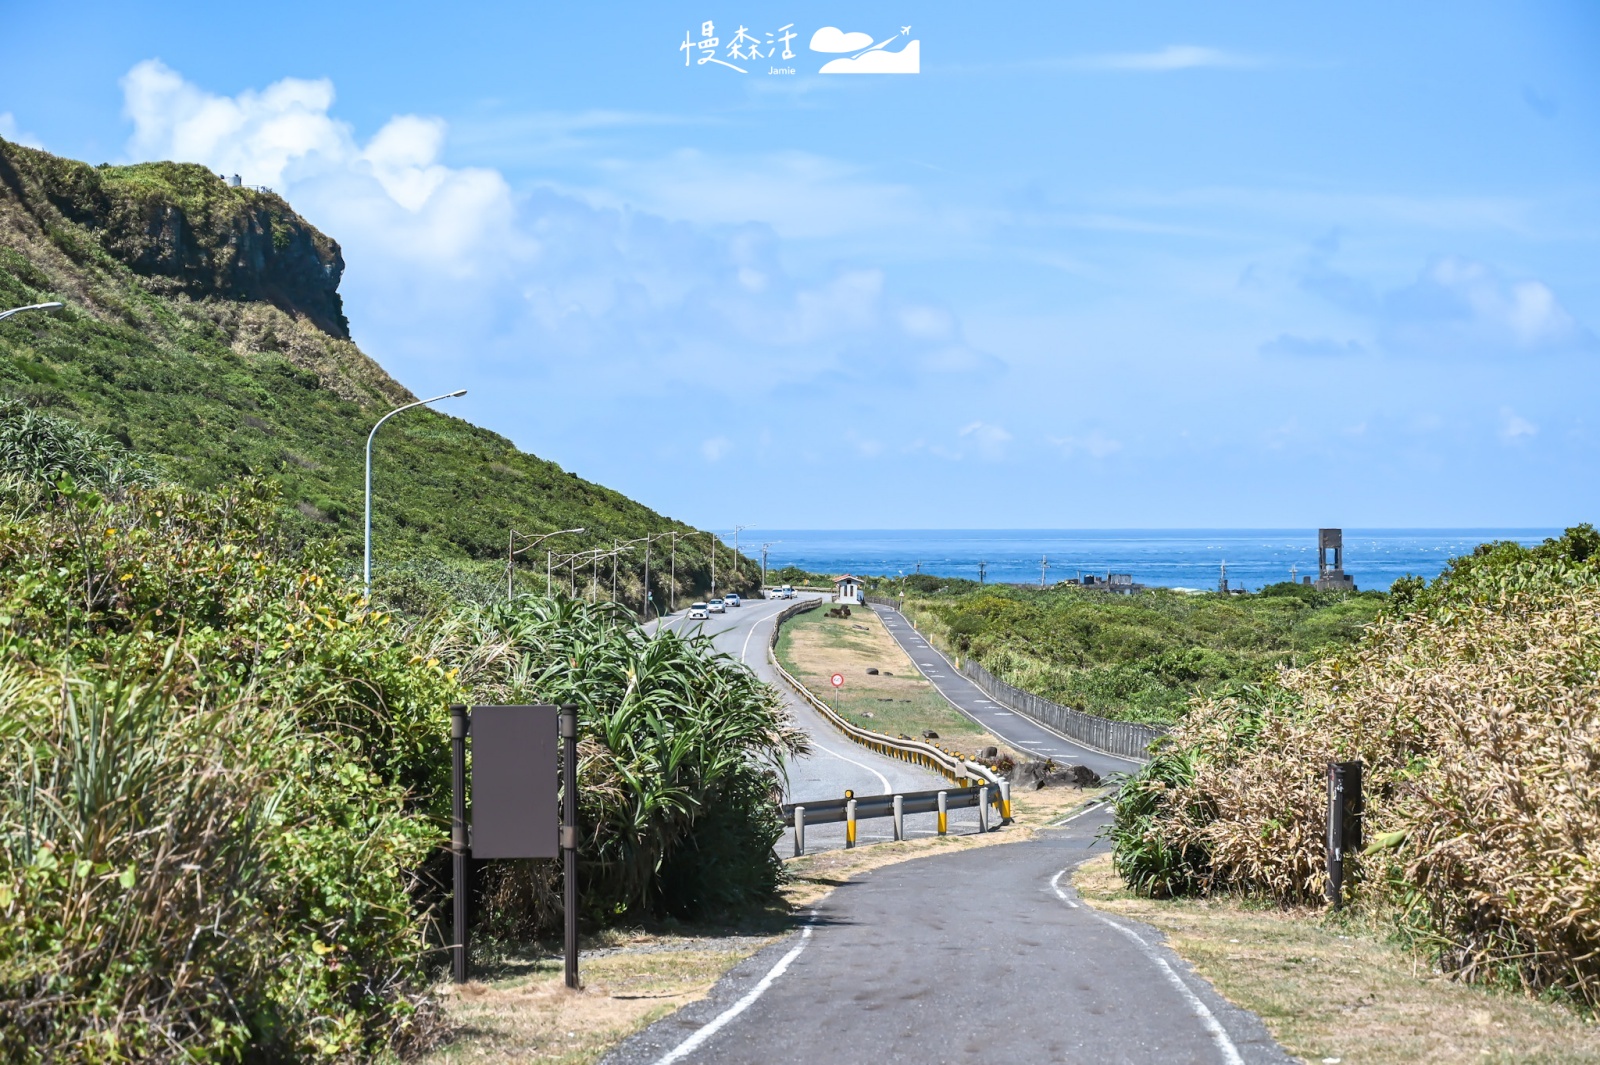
xmin=1073 ymin=853 xmax=1600 ymax=1064
xmin=775 ymin=602 xmax=1012 ymax=756
xmin=424 ymin=787 xmax=1104 ymax=1063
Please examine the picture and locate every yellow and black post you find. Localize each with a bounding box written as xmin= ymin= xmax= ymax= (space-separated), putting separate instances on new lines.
xmin=936 ymin=789 xmax=948 ymax=836
xmin=845 ymin=789 xmax=857 ymax=848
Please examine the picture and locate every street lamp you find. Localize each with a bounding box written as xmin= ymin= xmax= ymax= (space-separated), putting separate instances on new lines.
xmin=507 ymin=526 xmax=584 ymax=599
xmin=732 ymin=524 xmax=752 ymax=593
xmin=0 ymin=302 xmax=63 ymax=323
xmin=363 ymin=389 xmax=466 ymax=598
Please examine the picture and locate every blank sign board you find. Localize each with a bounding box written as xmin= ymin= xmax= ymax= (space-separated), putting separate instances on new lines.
xmin=470 ymin=705 xmax=559 ymax=859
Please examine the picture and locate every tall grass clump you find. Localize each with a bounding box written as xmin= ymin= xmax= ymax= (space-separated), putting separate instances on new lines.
xmin=1109 ymin=525 xmax=1600 ymax=1006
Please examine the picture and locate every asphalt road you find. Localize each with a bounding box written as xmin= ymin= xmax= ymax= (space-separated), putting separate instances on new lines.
xmin=603 ymin=801 xmax=1290 ymax=1065
xmin=649 ymin=594 xmax=983 ymax=852
xmin=870 ymin=603 xmax=1144 ymax=780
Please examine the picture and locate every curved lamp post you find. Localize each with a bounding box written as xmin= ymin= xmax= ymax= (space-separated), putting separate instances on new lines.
xmin=506 ymin=526 xmax=585 ymax=599
xmin=0 ymin=302 xmax=64 ymax=323
xmin=364 ymin=389 xmax=466 ymax=598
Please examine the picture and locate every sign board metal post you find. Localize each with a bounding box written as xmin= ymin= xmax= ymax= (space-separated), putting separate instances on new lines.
xmin=450 ymin=704 xmax=469 ymax=984
xmin=449 ymin=704 xmax=562 ymax=985
xmin=561 ymin=703 xmax=580 ymax=990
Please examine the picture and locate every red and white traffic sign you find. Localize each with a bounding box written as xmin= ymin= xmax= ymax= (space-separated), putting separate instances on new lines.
xmin=830 ymin=673 xmax=844 ymax=689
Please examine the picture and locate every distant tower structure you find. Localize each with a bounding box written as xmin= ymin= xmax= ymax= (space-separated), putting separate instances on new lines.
xmin=978 ymin=560 xmax=987 ymax=586
xmin=1314 ymin=529 xmax=1357 ymax=592
xmin=1218 ymin=559 xmax=1228 ymax=593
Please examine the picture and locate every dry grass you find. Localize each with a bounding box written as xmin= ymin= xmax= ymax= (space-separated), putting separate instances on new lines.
xmin=1075 ymin=853 xmax=1600 ymax=1064
xmin=1140 ymin=587 xmax=1600 ymax=1001
xmin=776 ymin=603 xmax=1014 ymax=757
xmin=425 ymin=786 xmax=1103 ymax=1063
xmin=420 ymin=938 xmax=771 ymax=1065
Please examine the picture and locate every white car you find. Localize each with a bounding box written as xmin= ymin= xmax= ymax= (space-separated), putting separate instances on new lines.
xmin=767 ymin=586 xmax=792 ymax=600
xmin=724 ymin=593 xmax=741 ymax=607
xmin=708 ymin=598 xmax=726 ymax=613
xmin=687 ymin=602 xmax=709 ymax=620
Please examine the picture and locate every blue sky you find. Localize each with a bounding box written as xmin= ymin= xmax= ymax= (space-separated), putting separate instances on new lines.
xmin=2 ymin=1 xmax=1596 ymax=529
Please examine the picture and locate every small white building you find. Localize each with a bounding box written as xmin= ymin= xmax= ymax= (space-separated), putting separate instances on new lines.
xmin=832 ymin=574 xmax=865 ymax=605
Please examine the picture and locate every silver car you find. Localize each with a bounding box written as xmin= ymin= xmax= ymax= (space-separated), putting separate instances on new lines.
xmin=708 ymin=598 xmax=726 ymax=613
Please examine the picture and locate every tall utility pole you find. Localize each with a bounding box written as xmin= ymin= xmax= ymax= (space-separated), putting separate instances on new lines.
xmin=1040 ymin=555 xmax=1049 ymax=588
xmin=709 ymin=530 xmax=717 ymax=598
xmin=761 ymin=541 xmax=782 ymax=589
xmin=669 ymin=532 xmax=678 ymax=613
xmin=978 ymin=560 xmax=987 ymax=586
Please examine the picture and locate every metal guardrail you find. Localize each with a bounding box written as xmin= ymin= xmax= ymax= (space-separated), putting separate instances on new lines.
xmin=864 ymin=596 xmax=1165 ymax=761
xmin=767 ymin=599 xmax=1003 ymax=791
xmin=781 ymin=784 xmax=1005 ymax=855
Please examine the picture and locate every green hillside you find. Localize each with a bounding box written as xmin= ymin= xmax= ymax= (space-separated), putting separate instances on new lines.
xmin=0 ymin=138 xmax=751 ymax=606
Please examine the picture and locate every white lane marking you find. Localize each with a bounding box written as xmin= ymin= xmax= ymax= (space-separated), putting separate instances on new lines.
xmin=806 ymin=739 xmax=892 ymax=793
xmin=1049 ymin=868 xmax=1244 ymax=1065
xmin=740 ymin=604 xmax=780 ymax=663
xmin=1049 ymin=868 xmax=1079 ymax=907
xmin=649 ymin=919 xmax=816 ymax=1065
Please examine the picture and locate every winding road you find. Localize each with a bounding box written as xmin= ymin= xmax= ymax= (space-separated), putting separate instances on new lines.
xmin=612 ymin=593 xmax=1290 ymax=1064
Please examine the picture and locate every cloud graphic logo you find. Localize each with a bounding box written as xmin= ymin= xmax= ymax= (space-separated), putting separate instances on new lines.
xmin=809 ymin=27 xmax=875 ymax=53
xmin=820 ymin=39 xmax=920 ymax=74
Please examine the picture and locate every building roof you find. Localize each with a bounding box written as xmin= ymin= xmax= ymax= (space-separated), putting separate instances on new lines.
xmin=832 ymin=574 xmax=862 ymax=584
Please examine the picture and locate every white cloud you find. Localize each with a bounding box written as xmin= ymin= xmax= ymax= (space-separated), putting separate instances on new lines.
xmin=959 ymin=420 xmax=1012 ymax=460
xmin=809 ymin=27 xmax=875 ymax=53
xmin=119 ymin=59 xmax=517 ymax=273
xmin=1381 ymin=256 xmax=1594 ymax=357
xmin=700 ymin=436 xmax=732 ymax=461
xmin=113 ymin=61 xmax=992 ymax=403
xmin=1072 ymin=45 xmax=1259 ymax=72
xmin=0 ymin=112 xmax=43 ymax=148
xmin=1499 ymin=409 xmax=1538 ymax=443
xmin=1050 ymin=431 xmax=1123 ymax=459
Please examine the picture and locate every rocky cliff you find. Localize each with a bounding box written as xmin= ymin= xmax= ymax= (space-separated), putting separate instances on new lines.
xmin=1 ymin=147 xmax=349 ymax=338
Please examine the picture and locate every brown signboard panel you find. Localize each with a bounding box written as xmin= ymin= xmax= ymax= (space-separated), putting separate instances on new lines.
xmin=470 ymin=704 xmax=559 ymax=859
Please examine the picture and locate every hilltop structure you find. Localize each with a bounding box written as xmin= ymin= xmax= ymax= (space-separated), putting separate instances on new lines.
xmin=1312 ymin=528 xmax=1357 ymax=591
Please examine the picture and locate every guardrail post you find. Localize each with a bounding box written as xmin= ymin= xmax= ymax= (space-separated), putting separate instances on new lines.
xmin=793 ymin=806 xmax=806 ymax=857
xmin=978 ymin=785 xmax=990 ymax=832
xmin=845 ymin=797 xmax=857 ymax=848
xmin=892 ymin=794 xmax=904 ymax=841
xmin=999 ymin=780 xmax=1012 ymax=825
xmin=936 ymin=790 xmax=948 ymax=836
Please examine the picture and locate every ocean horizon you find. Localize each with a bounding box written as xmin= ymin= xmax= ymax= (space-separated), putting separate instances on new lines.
xmin=740 ymin=528 xmax=1563 ymax=594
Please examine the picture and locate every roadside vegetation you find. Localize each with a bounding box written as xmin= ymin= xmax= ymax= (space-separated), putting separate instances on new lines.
xmin=896 ymin=577 xmax=1384 ymax=725
xmin=1107 ymin=525 xmax=1600 ymax=1014
xmin=0 ymin=405 xmax=803 ymax=1061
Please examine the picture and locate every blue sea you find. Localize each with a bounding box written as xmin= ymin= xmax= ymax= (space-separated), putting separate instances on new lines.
xmin=745 ymin=529 xmax=1562 ymax=594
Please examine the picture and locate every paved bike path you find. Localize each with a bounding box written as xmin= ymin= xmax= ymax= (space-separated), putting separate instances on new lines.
xmin=603 ymin=803 xmax=1289 ymax=1065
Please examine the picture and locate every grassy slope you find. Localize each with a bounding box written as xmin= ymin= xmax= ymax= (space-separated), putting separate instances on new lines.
xmin=904 ymin=581 xmax=1385 ymax=725
xmin=0 ymin=138 xmax=751 ymax=596
xmin=773 ymin=604 xmax=1004 ymax=753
